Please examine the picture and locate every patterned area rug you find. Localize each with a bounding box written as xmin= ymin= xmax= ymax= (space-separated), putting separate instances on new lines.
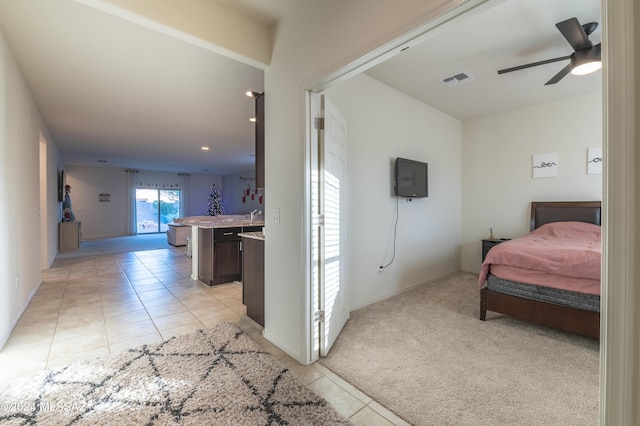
xmin=0 ymin=323 xmax=350 ymax=425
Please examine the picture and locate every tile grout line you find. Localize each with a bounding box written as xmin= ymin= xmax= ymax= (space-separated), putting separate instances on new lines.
xmin=46 ymin=262 xmax=72 ymax=368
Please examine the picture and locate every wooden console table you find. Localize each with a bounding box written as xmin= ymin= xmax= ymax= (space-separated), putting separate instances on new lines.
xmin=59 ymin=221 xmax=81 ymax=252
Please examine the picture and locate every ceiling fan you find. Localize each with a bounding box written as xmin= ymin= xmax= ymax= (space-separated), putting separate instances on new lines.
xmin=498 ymin=17 xmax=602 ymax=85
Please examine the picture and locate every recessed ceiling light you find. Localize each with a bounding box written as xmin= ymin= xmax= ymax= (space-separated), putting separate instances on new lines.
xmin=201 ymin=146 xmax=210 ymax=151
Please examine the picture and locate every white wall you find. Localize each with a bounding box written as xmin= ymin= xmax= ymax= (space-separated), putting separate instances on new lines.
xmin=222 ymin=169 xmax=263 ymax=214
xmin=187 ymin=173 xmax=222 ymax=216
xmin=65 ymin=166 xmax=222 ymax=238
xmin=460 ymin=91 xmax=603 ymax=273
xmin=65 ymin=165 xmax=128 ymax=239
xmin=326 ymin=74 xmax=461 ymax=310
xmin=0 ymin=30 xmax=61 ymax=349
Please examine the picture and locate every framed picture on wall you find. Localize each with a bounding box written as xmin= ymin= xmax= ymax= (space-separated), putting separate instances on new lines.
xmin=532 ymin=153 xmax=558 ymax=178
xmin=57 ymin=170 xmax=64 ymax=202
xmin=587 ymin=148 xmax=603 ymax=175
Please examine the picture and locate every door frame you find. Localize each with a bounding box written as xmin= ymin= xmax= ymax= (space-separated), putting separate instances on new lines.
xmin=303 ymin=0 xmax=502 ymax=366
xmin=135 ymin=188 xmax=181 ymax=234
xmin=599 ymin=0 xmax=637 ymax=422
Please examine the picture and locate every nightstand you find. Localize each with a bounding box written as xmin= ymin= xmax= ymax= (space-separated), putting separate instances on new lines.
xmin=481 ymin=238 xmax=510 ymax=262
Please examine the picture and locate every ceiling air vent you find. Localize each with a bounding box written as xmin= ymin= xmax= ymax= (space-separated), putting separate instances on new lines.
xmin=440 ymin=72 xmax=474 ymax=87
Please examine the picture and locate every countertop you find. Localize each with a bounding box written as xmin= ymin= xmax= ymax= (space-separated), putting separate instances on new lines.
xmin=238 ymin=232 xmax=265 ymax=241
xmin=199 ymin=222 xmax=264 ymax=229
xmin=171 ymin=214 xmax=265 ymax=229
xmin=179 ymin=221 xmax=264 ymax=229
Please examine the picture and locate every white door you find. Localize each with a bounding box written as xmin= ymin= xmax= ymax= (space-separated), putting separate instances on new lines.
xmin=312 ymin=94 xmax=349 ymax=357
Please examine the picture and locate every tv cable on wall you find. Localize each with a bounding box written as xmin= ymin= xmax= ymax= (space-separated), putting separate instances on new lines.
xmin=379 ymin=196 xmax=400 ymax=270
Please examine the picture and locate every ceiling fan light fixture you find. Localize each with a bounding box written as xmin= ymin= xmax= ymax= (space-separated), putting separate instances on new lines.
xmin=570 ymin=44 xmax=602 ymax=76
xmin=571 ymin=60 xmax=601 ymax=76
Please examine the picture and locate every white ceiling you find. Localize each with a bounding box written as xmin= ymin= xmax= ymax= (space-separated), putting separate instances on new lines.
xmin=213 ymin=0 xmax=299 ymax=26
xmin=0 ymin=0 xmax=601 ymax=175
xmin=365 ymin=0 xmax=602 ymax=120
xmin=0 ymin=0 xmax=269 ymax=175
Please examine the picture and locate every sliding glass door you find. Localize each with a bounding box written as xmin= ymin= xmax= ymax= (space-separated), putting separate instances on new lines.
xmin=136 ymin=189 xmax=180 ymax=234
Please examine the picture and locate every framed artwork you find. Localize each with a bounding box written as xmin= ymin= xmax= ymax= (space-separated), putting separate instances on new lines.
xmin=587 ymin=148 xmax=603 ymax=175
xmin=57 ymin=170 xmax=64 ymax=202
xmin=532 ymin=152 xmax=558 ymax=178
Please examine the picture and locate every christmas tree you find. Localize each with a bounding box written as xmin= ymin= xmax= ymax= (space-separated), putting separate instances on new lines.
xmin=205 ymin=184 xmax=225 ymax=216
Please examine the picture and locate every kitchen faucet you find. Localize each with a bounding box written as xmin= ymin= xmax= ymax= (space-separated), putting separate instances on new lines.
xmin=250 ymin=209 xmax=259 ymax=222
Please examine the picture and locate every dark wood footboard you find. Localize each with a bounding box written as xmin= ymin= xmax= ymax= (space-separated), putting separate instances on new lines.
xmin=480 ymin=288 xmax=600 ymax=339
xmin=480 ymin=288 xmax=487 ymax=321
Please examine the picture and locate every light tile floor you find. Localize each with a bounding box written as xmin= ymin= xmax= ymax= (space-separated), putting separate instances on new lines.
xmin=0 ymin=247 xmax=408 ymax=425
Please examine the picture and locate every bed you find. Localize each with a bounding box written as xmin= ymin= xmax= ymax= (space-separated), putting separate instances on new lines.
xmin=478 ymin=201 xmax=601 ymax=338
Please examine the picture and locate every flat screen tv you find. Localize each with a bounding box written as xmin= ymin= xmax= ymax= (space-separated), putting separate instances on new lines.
xmin=394 ymin=157 xmax=428 ymax=198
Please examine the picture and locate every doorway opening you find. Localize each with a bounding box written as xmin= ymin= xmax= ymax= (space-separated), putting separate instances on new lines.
xmin=135 ymin=188 xmax=181 ymax=234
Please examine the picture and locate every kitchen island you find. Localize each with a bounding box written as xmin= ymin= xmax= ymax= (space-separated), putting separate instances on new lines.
xmin=168 ymin=215 xmax=264 ymax=285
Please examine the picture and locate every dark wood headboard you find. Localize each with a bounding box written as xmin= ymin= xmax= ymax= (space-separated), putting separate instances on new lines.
xmin=530 ymin=201 xmax=602 ymax=231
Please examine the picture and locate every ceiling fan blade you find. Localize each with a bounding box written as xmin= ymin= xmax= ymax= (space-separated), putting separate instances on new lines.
xmin=556 ymin=17 xmax=592 ymax=51
xmin=544 ymin=63 xmax=573 ymax=85
xmin=498 ymin=55 xmax=570 ymax=75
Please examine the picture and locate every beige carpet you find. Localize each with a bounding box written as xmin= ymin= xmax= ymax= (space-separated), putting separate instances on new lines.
xmin=319 ymin=272 xmax=599 ymax=426
xmin=0 ymin=323 xmax=350 ymax=425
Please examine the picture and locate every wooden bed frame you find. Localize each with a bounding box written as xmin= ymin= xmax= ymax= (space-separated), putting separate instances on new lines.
xmin=479 ymin=201 xmax=601 ymax=339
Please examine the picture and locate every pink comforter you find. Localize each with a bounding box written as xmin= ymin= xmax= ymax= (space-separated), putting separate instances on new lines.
xmin=478 ymin=221 xmax=601 ymax=293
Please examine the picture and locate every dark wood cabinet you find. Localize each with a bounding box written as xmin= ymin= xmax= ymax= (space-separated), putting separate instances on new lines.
xmin=255 ymin=93 xmax=264 ymax=189
xmin=241 ymin=226 xmax=262 ymax=234
xmin=242 ymin=236 xmax=264 ymax=327
xmin=213 ymin=240 xmax=241 ymax=282
xmin=481 ymin=238 xmax=510 ymax=262
xmin=198 ymin=226 xmax=263 ymax=286
xmin=199 ymin=227 xmax=242 ymax=285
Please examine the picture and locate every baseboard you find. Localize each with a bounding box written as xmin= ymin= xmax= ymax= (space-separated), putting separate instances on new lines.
xmin=349 ymin=269 xmax=463 ymax=312
xmin=262 ymin=328 xmax=306 ymax=365
xmin=0 ymin=279 xmax=43 ymax=351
